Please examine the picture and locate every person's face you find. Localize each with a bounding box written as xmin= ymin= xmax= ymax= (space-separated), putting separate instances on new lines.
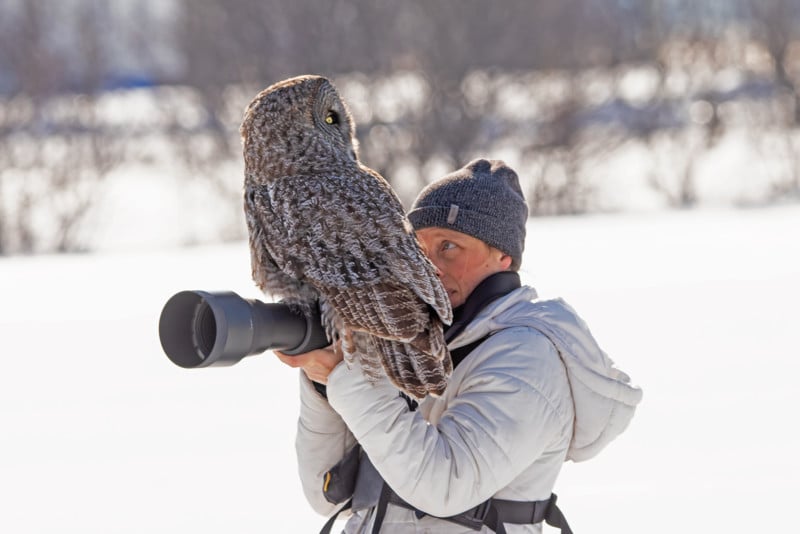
xmin=416 ymin=227 xmax=512 ymax=308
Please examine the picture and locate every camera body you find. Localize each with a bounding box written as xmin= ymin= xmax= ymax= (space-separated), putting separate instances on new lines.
xmin=158 ymin=290 xmax=330 ymax=368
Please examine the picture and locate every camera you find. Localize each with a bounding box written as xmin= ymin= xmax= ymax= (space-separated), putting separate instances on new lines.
xmin=158 ymin=290 xmax=330 ymax=368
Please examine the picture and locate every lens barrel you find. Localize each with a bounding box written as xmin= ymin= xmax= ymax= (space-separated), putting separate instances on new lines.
xmin=158 ymin=290 xmax=330 ymax=368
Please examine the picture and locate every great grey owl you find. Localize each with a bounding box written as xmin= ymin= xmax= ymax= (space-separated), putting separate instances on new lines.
xmin=240 ymin=75 xmax=453 ymax=399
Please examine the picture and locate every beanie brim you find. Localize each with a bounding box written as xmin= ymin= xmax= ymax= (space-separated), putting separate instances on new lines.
xmin=408 ymin=205 xmax=524 ymax=266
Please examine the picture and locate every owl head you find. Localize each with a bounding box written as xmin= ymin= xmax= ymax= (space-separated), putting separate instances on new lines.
xmin=240 ymin=75 xmax=359 ymax=181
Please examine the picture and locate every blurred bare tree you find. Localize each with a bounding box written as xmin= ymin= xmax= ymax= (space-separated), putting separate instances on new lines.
xmin=169 ymin=0 xmax=657 ymax=213
xmin=0 ymin=1 xmax=129 ymax=252
xmin=1 ymin=0 xmax=800 ymax=253
xmin=0 ymin=0 xmax=187 ymax=252
xmin=744 ymin=0 xmax=800 ymax=201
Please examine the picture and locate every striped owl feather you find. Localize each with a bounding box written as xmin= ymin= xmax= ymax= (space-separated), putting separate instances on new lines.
xmin=240 ymin=75 xmax=453 ymax=399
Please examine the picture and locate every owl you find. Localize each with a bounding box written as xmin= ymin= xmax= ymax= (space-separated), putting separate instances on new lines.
xmin=239 ymin=75 xmax=453 ymax=399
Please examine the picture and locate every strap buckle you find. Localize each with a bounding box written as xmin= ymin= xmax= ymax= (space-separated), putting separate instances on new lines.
xmin=470 ymin=497 xmax=493 ymax=523
xmin=442 ymin=497 xmax=495 ymax=531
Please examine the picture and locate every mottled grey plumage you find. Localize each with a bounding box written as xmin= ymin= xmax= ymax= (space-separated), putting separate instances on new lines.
xmin=240 ymin=75 xmax=452 ymax=398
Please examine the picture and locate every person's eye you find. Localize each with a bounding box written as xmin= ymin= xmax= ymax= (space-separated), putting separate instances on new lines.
xmin=441 ymin=241 xmax=457 ymax=252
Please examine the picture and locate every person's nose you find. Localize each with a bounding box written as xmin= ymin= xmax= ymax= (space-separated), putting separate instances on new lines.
xmin=430 ymin=260 xmax=443 ymax=278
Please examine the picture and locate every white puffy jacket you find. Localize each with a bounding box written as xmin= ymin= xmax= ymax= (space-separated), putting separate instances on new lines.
xmin=294 ymin=286 xmax=642 ymax=533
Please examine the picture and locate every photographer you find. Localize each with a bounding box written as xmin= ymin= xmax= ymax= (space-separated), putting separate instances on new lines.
xmin=276 ymin=159 xmax=641 ymax=533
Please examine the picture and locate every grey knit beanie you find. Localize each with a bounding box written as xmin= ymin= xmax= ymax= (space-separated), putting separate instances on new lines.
xmin=408 ymin=159 xmax=528 ymax=269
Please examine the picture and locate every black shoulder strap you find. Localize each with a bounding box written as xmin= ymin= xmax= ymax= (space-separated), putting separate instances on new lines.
xmin=370 ymin=483 xmax=394 ymax=534
xmin=449 ymin=333 xmax=492 ymax=368
xmin=319 ymin=499 xmax=352 ymax=534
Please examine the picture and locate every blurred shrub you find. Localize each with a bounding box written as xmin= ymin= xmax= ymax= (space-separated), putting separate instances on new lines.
xmin=1 ymin=0 xmax=800 ymax=253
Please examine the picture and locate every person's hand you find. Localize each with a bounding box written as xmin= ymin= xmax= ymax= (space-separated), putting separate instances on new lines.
xmin=274 ymin=341 xmax=344 ymax=384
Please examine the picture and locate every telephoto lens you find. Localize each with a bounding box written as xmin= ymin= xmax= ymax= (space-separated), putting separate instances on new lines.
xmin=158 ymin=290 xmax=330 ymax=368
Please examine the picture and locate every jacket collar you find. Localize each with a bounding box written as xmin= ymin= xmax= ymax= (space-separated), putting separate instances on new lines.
xmin=444 ymin=271 xmax=521 ymax=343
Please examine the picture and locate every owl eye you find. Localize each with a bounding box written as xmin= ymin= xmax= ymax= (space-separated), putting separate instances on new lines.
xmin=325 ymin=111 xmax=339 ymax=125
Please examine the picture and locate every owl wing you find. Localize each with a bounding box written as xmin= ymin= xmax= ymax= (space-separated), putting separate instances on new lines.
xmin=356 ymin=166 xmax=452 ymax=327
xmin=245 ymin=181 xmax=320 ymax=309
xmin=247 ymin=171 xmax=450 ymax=343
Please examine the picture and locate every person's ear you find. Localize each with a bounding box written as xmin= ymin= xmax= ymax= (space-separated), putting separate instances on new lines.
xmin=498 ymin=253 xmax=513 ymax=271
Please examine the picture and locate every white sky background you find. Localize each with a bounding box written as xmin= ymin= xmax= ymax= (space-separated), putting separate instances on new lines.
xmin=1 ymin=204 xmax=799 ymax=533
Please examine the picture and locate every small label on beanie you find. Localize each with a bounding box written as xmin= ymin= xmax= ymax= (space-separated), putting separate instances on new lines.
xmin=447 ymin=204 xmax=459 ymax=224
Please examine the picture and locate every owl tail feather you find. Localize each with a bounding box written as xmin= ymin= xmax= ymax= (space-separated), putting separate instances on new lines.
xmin=348 ymin=330 xmax=384 ymax=382
xmin=373 ymin=337 xmax=425 ymax=396
xmin=370 ymin=329 xmax=452 ymax=400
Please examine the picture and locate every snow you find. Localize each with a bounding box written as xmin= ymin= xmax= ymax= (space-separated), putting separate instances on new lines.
xmin=2 ymin=205 xmax=799 ymax=533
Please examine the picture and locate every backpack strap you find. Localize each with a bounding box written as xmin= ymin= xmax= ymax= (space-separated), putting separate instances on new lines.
xmin=374 ymin=485 xmax=573 ymax=534
xmin=449 ymin=333 xmax=492 ymax=368
xmin=318 ymin=499 xmax=352 ymax=534
xmin=483 ymin=494 xmax=573 ymax=534
xmin=369 ymin=483 xmax=394 ymax=534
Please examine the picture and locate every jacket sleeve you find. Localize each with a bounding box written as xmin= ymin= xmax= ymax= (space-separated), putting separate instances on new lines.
xmin=294 ymin=370 xmax=358 ymax=516
xmin=325 ymin=327 xmax=573 ymax=518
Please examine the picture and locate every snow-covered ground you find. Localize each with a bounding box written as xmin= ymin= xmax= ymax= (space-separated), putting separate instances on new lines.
xmin=1 ymin=205 xmax=798 ymax=533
